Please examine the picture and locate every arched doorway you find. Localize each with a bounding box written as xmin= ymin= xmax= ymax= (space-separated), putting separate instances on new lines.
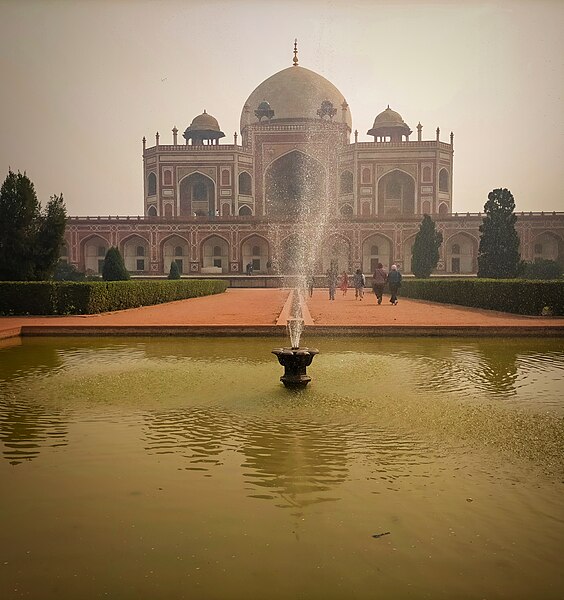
xmin=265 ymin=151 xmax=326 ymax=218
xmin=362 ymin=234 xmax=392 ymax=272
xmin=83 ymin=235 xmax=109 ymax=274
xmin=179 ymin=173 xmax=215 ymax=216
xmin=122 ymin=236 xmax=150 ymax=272
xmin=201 ymin=235 xmax=229 ymax=273
xmin=445 ymin=233 xmax=477 ymax=273
xmin=377 ymin=170 xmax=415 ymax=215
xmin=241 ymin=236 xmax=269 ymax=274
xmin=162 ymin=235 xmax=190 ymax=275
xmin=531 ymin=232 xmax=563 ymax=264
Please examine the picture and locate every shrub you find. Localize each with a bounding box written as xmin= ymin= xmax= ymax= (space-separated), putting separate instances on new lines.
xmin=0 ymin=280 xmax=227 ymax=315
xmin=400 ymin=279 xmax=564 ymax=316
xmin=520 ymin=259 xmax=562 ymax=280
xmin=102 ymin=247 xmax=130 ymax=281
xmin=168 ymin=261 xmax=181 ymax=280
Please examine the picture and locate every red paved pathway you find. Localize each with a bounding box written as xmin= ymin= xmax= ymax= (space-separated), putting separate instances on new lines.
xmin=0 ymin=287 xmax=562 ymax=339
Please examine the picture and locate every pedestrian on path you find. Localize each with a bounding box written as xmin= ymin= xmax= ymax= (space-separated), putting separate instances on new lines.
xmin=387 ymin=264 xmax=402 ymax=305
xmin=307 ymin=274 xmax=315 ymax=298
xmin=339 ymin=271 xmax=349 ymax=296
xmin=353 ymin=269 xmax=365 ymax=300
xmin=327 ymin=268 xmax=338 ymax=300
xmin=372 ymin=262 xmax=387 ymax=305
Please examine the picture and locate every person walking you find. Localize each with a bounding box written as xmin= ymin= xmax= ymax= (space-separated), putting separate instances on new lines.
xmin=326 ymin=268 xmax=338 ymax=301
xmin=353 ymin=268 xmax=365 ymax=300
xmin=372 ymin=262 xmax=387 ymax=305
xmin=307 ymin=274 xmax=315 ymax=298
xmin=387 ymin=264 xmax=402 ymax=305
xmin=339 ymin=271 xmax=349 ymax=296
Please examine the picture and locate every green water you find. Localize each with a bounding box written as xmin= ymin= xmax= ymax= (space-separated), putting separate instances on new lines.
xmin=0 ymin=336 xmax=563 ymax=600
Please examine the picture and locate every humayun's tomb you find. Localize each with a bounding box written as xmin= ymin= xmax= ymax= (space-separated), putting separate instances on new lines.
xmin=62 ymin=45 xmax=563 ymax=278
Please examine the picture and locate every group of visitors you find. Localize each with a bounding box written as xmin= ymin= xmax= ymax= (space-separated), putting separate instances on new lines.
xmin=322 ymin=264 xmax=402 ymax=305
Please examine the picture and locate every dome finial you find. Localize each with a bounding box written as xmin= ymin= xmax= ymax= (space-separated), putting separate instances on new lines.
xmin=293 ymin=38 xmax=299 ymax=66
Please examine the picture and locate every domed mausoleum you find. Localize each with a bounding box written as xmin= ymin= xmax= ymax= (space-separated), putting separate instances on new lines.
xmin=64 ymin=43 xmax=564 ymax=277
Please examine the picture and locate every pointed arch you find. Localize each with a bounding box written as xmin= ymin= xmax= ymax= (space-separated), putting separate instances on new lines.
xmin=179 ymin=171 xmax=216 ymax=216
xmin=121 ymin=234 xmax=150 ymax=272
xmin=161 ymin=234 xmax=190 ymax=275
xmin=445 ymin=231 xmax=478 ymax=273
xmin=377 ymin=169 xmax=416 ymax=215
xmin=361 ymin=233 xmax=393 ymax=272
xmin=200 ymin=234 xmax=230 ymax=273
xmin=81 ymin=234 xmax=111 ymax=274
xmin=241 ymin=234 xmax=270 ymax=274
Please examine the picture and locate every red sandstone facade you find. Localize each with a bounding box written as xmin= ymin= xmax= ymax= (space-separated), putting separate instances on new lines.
xmin=63 ymin=57 xmax=564 ymax=276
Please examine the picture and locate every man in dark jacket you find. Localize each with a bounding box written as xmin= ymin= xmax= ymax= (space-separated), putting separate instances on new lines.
xmin=387 ymin=264 xmax=402 ymax=305
xmin=372 ymin=262 xmax=387 ymax=305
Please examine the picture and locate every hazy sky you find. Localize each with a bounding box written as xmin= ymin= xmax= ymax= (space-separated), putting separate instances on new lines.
xmin=1 ymin=0 xmax=562 ymax=215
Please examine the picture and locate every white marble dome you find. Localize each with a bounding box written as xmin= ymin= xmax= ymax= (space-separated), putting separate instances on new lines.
xmin=241 ymin=65 xmax=352 ymax=131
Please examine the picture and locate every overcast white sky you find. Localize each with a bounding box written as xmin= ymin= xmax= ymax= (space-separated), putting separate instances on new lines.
xmin=1 ymin=0 xmax=562 ymax=215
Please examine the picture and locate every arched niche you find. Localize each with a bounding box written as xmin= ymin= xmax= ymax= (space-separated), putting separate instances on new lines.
xmin=162 ymin=235 xmax=190 ymax=275
xmin=241 ymin=235 xmax=269 ymax=274
xmin=531 ymin=231 xmax=562 ymax=263
xmin=445 ymin=233 xmax=478 ymax=273
xmin=362 ymin=233 xmax=392 ymax=272
xmin=83 ymin=235 xmax=110 ymax=274
xmin=164 ymin=204 xmax=173 ymax=218
xmin=147 ymin=172 xmax=157 ymax=196
xmin=439 ymin=168 xmax=449 ymax=192
xmin=239 ymin=205 xmax=252 ymax=216
xmin=377 ymin=170 xmax=415 ymax=215
xmin=239 ymin=171 xmax=252 ymax=196
xmin=438 ymin=202 xmax=449 ymax=214
xmin=179 ymin=172 xmax=215 ymax=216
xmin=147 ymin=205 xmax=157 ymax=217
xmin=340 ymin=204 xmax=353 ymax=216
xmin=265 ymin=151 xmax=325 ymax=218
xmin=122 ymin=235 xmax=150 ymax=272
xmin=201 ymin=235 xmax=229 ymax=273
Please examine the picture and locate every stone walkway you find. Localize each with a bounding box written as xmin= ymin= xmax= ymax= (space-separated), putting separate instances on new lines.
xmin=0 ymin=288 xmax=562 ymax=340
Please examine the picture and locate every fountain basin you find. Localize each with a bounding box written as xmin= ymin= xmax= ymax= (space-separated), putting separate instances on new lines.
xmin=271 ymin=346 xmax=319 ymax=388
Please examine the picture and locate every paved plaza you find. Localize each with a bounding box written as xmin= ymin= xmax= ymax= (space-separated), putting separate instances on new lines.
xmin=0 ymin=288 xmax=562 ymax=340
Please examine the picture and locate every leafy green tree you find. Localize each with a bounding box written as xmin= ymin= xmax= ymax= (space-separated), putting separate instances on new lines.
xmin=0 ymin=170 xmax=67 ymax=281
xmin=168 ymin=261 xmax=181 ymax=279
xmin=411 ymin=214 xmax=443 ymax=278
xmin=102 ymin=247 xmax=130 ymax=281
xmin=478 ymin=188 xmax=521 ymax=278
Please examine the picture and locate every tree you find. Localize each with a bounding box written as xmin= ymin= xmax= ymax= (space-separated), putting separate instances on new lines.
xmin=0 ymin=170 xmax=66 ymax=281
xmin=478 ymin=188 xmax=520 ymax=278
xmin=411 ymin=214 xmax=443 ymax=278
xmin=102 ymin=247 xmax=130 ymax=281
xmin=168 ymin=261 xmax=181 ymax=279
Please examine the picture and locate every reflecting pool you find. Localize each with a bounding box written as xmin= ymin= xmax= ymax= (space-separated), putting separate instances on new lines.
xmin=1 ymin=336 xmax=563 ymax=600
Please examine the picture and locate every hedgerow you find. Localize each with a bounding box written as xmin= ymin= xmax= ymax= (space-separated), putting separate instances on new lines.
xmin=0 ymin=280 xmax=227 ymax=315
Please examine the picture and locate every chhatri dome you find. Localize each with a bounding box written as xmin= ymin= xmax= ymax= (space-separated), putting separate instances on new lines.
xmin=367 ymin=106 xmax=412 ymax=141
xmin=240 ymin=40 xmax=352 ymax=131
xmin=183 ymin=110 xmax=225 ymax=145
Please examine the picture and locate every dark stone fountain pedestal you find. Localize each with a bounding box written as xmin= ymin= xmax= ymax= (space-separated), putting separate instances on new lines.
xmin=271 ymin=347 xmax=319 ymax=388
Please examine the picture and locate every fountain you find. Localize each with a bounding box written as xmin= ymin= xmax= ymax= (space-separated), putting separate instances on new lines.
xmin=272 ymin=289 xmax=319 ymax=388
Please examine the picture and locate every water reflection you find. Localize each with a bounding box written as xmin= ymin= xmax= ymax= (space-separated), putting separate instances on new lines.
xmin=142 ymin=404 xmax=435 ymax=508
xmin=0 ymin=394 xmax=68 ymax=465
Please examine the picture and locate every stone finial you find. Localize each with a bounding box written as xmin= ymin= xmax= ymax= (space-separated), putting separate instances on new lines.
xmin=450 ymin=131 xmax=454 ymax=146
xmin=234 ymin=131 xmax=238 ymax=144
xmin=354 ymin=129 xmax=358 ymax=143
xmin=142 ymin=136 xmax=146 ymax=151
xmin=293 ymin=38 xmax=299 ymax=66
xmin=156 ymin=131 xmax=160 ymax=145
xmin=417 ymin=122 xmax=422 ymax=141
xmin=172 ymin=126 xmax=178 ymax=145
xmin=436 ymin=127 xmax=440 ymax=141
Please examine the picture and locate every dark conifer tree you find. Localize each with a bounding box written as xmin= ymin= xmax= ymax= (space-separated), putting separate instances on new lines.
xmin=168 ymin=261 xmax=181 ymax=279
xmin=0 ymin=170 xmax=66 ymax=280
xmin=102 ymin=247 xmax=130 ymax=281
xmin=411 ymin=214 xmax=443 ymax=278
xmin=478 ymin=188 xmax=521 ymax=278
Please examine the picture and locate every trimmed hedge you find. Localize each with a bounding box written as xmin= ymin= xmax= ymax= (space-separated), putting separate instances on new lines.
xmin=0 ymin=280 xmax=228 ymax=316
xmin=400 ymin=279 xmax=564 ymax=316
